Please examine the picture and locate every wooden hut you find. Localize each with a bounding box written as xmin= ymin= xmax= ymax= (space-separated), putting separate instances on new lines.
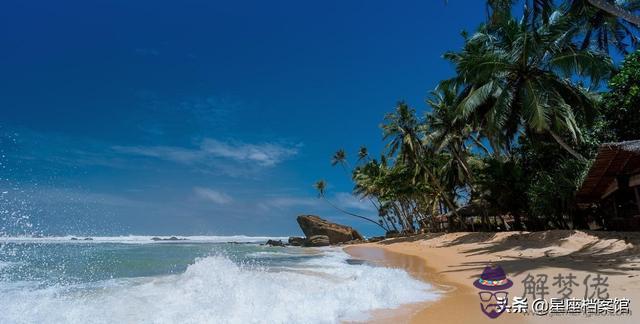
xmin=576 ymin=140 xmax=640 ymax=230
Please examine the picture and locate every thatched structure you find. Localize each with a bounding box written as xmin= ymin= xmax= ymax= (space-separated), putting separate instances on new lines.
xmin=576 ymin=140 xmax=640 ymax=230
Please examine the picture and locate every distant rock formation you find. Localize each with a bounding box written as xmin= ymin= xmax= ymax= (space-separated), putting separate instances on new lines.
xmin=304 ymin=235 xmax=330 ymax=247
xmin=265 ymin=239 xmax=285 ymax=247
xmin=296 ymin=215 xmax=363 ymax=245
xmin=288 ymin=236 xmax=305 ymax=246
xmin=151 ymin=236 xmax=187 ymax=241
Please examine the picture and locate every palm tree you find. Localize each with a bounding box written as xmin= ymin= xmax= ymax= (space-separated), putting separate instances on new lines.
xmin=567 ymin=0 xmax=640 ymax=54
xmin=357 ymin=146 xmax=370 ymax=163
xmin=445 ymin=9 xmax=613 ymax=161
xmin=314 ymin=179 xmax=389 ymax=231
xmin=331 ymin=149 xmax=350 ymax=173
xmin=382 ymin=102 xmax=462 ymax=227
xmin=584 ymin=0 xmax=640 ymax=27
xmin=425 ymin=85 xmax=481 ymax=185
xmin=487 ymin=0 xmax=640 ymax=53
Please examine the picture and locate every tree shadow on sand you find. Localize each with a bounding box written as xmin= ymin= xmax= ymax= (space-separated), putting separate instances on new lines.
xmin=439 ymin=231 xmax=640 ymax=278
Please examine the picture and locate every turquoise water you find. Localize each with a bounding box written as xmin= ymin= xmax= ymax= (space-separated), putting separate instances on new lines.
xmin=0 ymin=237 xmax=438 ymax=323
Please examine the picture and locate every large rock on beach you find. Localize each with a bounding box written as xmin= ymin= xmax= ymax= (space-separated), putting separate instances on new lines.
xmin=296 ymin=215 xmax=363 ymax=244
xmin=304 ymin=235 xmax=330 ymax=247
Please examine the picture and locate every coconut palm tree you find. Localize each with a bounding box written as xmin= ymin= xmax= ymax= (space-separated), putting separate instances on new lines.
xmin=425 ymin=85 xmax=481 ymax=186
xmin=487 ymin=0 xmax=640 ymax=53
xmin=331 ymin=149 xmax=349 ymax=169
xmin=567 ymin=0 xmax=640 ymax=54
xmin=313 ymin=179 xmax=389 ymax=231
xmin=445 ymin=9 xmax=613 ymax=161
xmin=382 ymin=102 xmax=462 ymax=227
xmin=357 ymin=146 xmax=370 ymax=163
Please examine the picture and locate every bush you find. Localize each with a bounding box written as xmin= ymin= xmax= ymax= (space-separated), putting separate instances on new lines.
xmin=602 ymin=50 xmax=640 ymax=141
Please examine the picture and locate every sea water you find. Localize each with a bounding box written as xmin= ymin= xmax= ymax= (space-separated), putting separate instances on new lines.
xmin=0 ymin=236 xmax=438 ymax=323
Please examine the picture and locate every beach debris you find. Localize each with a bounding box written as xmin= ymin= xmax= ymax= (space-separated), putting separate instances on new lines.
xmin=304 ymin=235 xmax=330 ymax=247
xmin=297 ymin=215 xmax=363 ymax=244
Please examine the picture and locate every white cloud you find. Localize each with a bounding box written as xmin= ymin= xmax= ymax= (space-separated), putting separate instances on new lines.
xmin=260 ymin=196 xmax=320 ymax=209
xmin=112 ymin=145 xmax=201 ymax=164
xmin=201 ymin=139 xmax=298 ymax=166
xmin=113 ymin=138 xmax=299 ymax=168
xmin=193 ymin=187 xmax=233 ymax=205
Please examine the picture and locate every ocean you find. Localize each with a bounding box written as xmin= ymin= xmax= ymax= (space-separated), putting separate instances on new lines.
xmin=0 ymin=236 xmax=438 ymax=323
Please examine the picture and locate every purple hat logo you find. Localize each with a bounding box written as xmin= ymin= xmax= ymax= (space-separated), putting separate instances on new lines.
xmin=474 ymin=265 xmax=512 ymax=319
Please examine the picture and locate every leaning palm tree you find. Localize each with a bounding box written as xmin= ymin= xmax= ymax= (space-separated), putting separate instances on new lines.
xmin=313 ymin=180 xmax=389 ymax=231
xmin=584 ymin=0 xmax=640 ymax=27
xmin=425 ymin=84 xmax=482 ymax=186
xmin=567 ymin=0 xmax=640 ymax=54
xmin=445 ymin=9 xmax=613 ymax=161
xmin=486 ymin=0 xmax=640 ymax=53
xmin=382 ymin=102 xmax=462 ymax=226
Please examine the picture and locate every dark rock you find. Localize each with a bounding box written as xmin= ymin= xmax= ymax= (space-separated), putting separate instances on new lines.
xmin=367 ymin=236 xmax=385 ymax=243
xmin=340 ymin=239 xmax=365 ymax=245
xmin=151 ymin=236 xmax=186 ymax=241
xmin=296 ymin=215 xmax=363 ymax=244
xmin=304 ymin=235 xmax=330 ymax=247
xmin=385 ymin=230 xmax=400 ymax=238
xmin=83 ymin=237 xmax=93 ymax=241
xmin=70 ymin=237 xmax=78 ymax=241
xmin=265 ymin=239 xmax=285 ymax=247
xmin=288 ymin=236 xmax=305 ymax=246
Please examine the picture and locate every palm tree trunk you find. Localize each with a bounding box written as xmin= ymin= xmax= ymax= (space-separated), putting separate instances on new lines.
xmin=587 ymin=0 xmax=640 ymax=26
xmin=581 ymin=29 xmax=593 ymax=50
xmin=548 ymin=130 xmax=586 ymax=161
xmin=321 ymin=196 xmax=389 ymax=231
xmin=471 ymin=134 xmax=491 ymax=155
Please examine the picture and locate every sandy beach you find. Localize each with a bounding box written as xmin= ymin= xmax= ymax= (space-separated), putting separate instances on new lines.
xmin=346 ymin=231 xmax=640 ymax=323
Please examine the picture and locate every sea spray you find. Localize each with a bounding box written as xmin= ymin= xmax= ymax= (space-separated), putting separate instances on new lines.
xmin=0 ymin=243 xmax=439 ymax=324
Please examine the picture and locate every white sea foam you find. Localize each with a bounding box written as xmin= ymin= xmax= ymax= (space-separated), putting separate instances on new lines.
xmin=0 ymin=249 xmax=439 ymax=324
xmin=0 ymin=235 xmax=288 ymax=244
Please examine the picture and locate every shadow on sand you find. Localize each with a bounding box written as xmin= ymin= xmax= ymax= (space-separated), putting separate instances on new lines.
xmin=381 ymin=230 xmax=640 ymax=278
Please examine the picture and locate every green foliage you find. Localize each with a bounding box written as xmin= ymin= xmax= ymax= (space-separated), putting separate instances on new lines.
xmin=316 ymin=1 xmax=639 ymax=234
xmin=602 ymin=49 xmax=640 ymax=141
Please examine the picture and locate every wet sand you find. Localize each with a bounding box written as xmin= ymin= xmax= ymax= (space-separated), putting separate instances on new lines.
xmin=345 ymin=231 xmax=640 ymax=323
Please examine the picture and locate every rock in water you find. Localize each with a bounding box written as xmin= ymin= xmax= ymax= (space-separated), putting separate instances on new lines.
xmin=288 ymin=236 xmax=305 ymax=246
xmin=265 ymin=239 xmax=285 ymax=247
xmin=296 ymin=215 xmax=363 ymax=244
xmin=304 ymin=235 xmax=330 ymax=247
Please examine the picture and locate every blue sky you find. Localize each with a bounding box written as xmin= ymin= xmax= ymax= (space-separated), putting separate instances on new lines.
xmin=0 ymin=0 xmax=486 ymax=236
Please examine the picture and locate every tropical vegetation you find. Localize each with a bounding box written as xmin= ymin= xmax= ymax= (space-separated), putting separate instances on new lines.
xmin=316 ymin=0 xmax=640 ymax=235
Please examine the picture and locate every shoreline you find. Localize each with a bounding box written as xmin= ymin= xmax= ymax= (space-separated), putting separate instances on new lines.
xmin=345 ymin=230 xmax=640 ymax=323
xmin=345 ymin=244 xmax=478 ymax=323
